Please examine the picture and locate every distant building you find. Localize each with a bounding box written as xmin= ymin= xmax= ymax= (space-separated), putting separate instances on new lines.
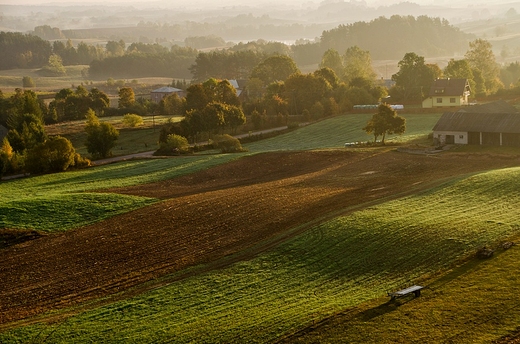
xmin=422 ymin=78 xmax=470 ymax=108
xmin=150 ymin=86 xmax=184 ymax=103
xmin=228 ymin=79 xmax=247 ymax=98
xmin=432 ymin=101 xmax=520 ymax=146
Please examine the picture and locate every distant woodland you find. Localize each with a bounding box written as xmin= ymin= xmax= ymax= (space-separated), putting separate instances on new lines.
xmin=0 ymin=15 xmax=473 ymax=80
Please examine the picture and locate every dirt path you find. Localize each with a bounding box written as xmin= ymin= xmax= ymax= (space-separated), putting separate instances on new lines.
xmin=1 ymin=149 xmax=518 ymax=326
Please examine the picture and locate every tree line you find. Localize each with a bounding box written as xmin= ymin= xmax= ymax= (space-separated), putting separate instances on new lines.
xmin=1 ymin=15 xmax=474 ymax=76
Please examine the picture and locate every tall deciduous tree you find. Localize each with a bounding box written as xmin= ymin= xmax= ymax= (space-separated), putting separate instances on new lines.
xmin=223 ymin=104 xmax=246 ymax=134
xmin=25 ymin=136 xmax=76 ymax=174
xmin=363 ymin=103 xmax=406 ymax=144
xmin=284 ymin=73 xmax=332 ymax=116
xmin=320 ymin=49 xmax=344 ymax=79
xmin=391 ymin=52 xmax=436 ymax=101
xmin=250 ymin=55 xmax=299 ymax=86
xmin=118 ymin=87 xmax=135 ymax=109
xmin=464 ymin=39 xmax=502 ymax=94
xmin=160 ymin=93 xmax=186 ymax=116
xmin=84 ymin=109 xmax=119 ymax=158
xmin=343 ymin=46 xmax=376 ymax=84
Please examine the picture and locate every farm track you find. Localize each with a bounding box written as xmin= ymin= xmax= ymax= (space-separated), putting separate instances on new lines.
xmin=0 ymin=149 xmax=518 ymax=327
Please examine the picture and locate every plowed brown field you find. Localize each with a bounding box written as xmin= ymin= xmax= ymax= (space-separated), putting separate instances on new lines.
xmin=1 ymin=148 xmax=518 ymax=326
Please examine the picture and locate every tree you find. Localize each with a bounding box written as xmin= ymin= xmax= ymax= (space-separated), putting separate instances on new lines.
xmin=25 ymin=136 xmax=76 ymax=174
xmin=320 ymin=49 xmax=344 ymax=78
xmin=180 ymin=109 xmax=205 ymax=143
xmin=284 ymin=73 xmax=332 ymax=115
xmin=106 ymin=40 xmax=126 ymax=57
xmin=118 ymin=87 xmax=135 ymax=109
xmin=84 ymin=110 xmax=119 ymax=158
xmin=49 ymin=86 xmax=93 ymax=121
xmin=42 ymin=54 xmax=66 ymax=76
xmin=250 ymin=55 xmax=300 ymax=86
xmin=444 ymin=59 xmax=473 ymax=80
xmin=6 ymin=112 xmax=47 ymax=153
xmin=444 ymin=58 xmax=476 ymax=93
xmin=363 ymin=103 xmax=406 ymax=144
xmin=215 ymin=79 xmax=240 ymax=107
xmin=464 ymin=39 xmax=502 ymax=94
xmin=223 ymin=105 xmax=246 ymax=134
xmin=186 ymin=83 xmax=211 ymax=112
xmin=160 ymin=92 xmax=186 ymax=116
xmin=201 ymin=102 xmax=226 ymax=137
xmin=0 ymin=137 xmax=13 ymax=176
xmin=391 ymin=52 xmax=436 ymax=101
xmin=313 ymin=67 xmax=340 ymax=89
xmin=343 ymin=46 xmax=377 ymax=84
xmin=89 ymin=88 xmax=110 ymax=116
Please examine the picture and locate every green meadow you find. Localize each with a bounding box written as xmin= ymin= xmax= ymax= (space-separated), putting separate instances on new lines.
xmin=6 ymin=112 xmax=520 ymax=342
xmin=2 ymin=166 xmax=520 ymax=343
xmin=1 ymin=113 xmax=440 ymax=232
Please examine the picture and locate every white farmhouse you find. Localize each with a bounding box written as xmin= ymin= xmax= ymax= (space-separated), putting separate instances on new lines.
xmin=422 ymin=78 xmax=471 ymax=108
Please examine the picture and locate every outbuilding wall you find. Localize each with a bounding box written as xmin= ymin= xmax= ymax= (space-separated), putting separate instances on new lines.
xmin=433 ymin=131 xmax=468 ymax=145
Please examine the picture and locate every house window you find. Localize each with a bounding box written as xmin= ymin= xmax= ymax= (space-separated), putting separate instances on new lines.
xmin=450 ymin=98 xmax=456 ymax=103
xmin=436 ymin=98 xmax=443 ymax=103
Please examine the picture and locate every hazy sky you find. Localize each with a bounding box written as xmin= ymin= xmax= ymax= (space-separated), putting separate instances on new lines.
xmin=0 ymin=0 xmax=436 ymax=6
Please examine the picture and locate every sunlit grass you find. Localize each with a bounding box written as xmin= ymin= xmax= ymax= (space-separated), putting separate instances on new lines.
xmin=3 ymin=166 xmax=520 ymax=342
xmin=245 ymin=113 xmax=442 ymax=152
xmin=0 ymin=154 xmax=240 ymax=231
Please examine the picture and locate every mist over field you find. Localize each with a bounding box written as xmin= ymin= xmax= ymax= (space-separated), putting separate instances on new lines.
xmin=2 ymin=0 xmax=519 ymax=37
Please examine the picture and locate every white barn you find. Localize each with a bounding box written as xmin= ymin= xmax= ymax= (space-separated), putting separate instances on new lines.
xmin=433 ymin=111 xmax=520 ymax=146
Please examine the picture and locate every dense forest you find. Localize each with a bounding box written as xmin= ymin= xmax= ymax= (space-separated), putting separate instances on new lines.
xmin=320 ymin=15 xmax=473 ymax=60
xmin=0 ymin=15 xmax=474 ymax=81
xmin=0 ymin=32 xmax=52 ymax=70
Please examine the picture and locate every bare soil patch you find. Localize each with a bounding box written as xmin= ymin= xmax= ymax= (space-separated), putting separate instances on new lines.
xmin=0 ymin=149 xmax=518 ymax=326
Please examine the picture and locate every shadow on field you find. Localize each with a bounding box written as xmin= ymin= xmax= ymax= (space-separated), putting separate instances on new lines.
xmin=0 ymin=229 xmax=43 ymax=250
xmin=357 ymin=295 xmax=422 ymax=322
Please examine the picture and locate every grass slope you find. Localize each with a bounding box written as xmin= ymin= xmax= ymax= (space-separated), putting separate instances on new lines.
xmin=2 ymin=166 xmax=520 ymax=343
xmin=1 ymin=113 xmax=440 ymax=232
xmin=0 ymin=154 xmax=238 ymax=231
xmin=246 ymin=112 xmax=441 ymax=152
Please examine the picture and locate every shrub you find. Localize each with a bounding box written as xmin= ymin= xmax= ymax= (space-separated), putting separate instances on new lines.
xmin=73 ymin=153 xmax=91 ymax=168
xmin=25 ymin=136 xmax=76 ymax=174
xmin=122 ymin=113 xmax=144 ymax=127
xmin=211 ymin=134 xmax=247 ymax=153
xmin=158 ymin=134 xmax=190 ymax=155
xmin=22 ymin=76 xmax=35 ymax=88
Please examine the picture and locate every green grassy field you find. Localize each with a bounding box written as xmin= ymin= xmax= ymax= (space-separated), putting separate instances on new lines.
xmin=8 ymin=111 xmax=520 ymax=343
xmin=1 ymin=113 xmax=440 ymax=232
xmin=0 ymin=154 xmax=238 ymax=232
xmin=49 ymin=115 xmax=181 ymax=157
xmin=2 ymin=166 xmax=520 ymax=343
xmin=247 ymin=112 xmax=441 ymax=152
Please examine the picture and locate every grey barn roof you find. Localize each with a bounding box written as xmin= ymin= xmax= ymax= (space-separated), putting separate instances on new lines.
xmin=433 ymin=112 xmax=520 ymax=133
xmin=151 ymin=86 xmax=183 ymax=93
xmin=457 ymin=100 xmax=518 ymax=114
